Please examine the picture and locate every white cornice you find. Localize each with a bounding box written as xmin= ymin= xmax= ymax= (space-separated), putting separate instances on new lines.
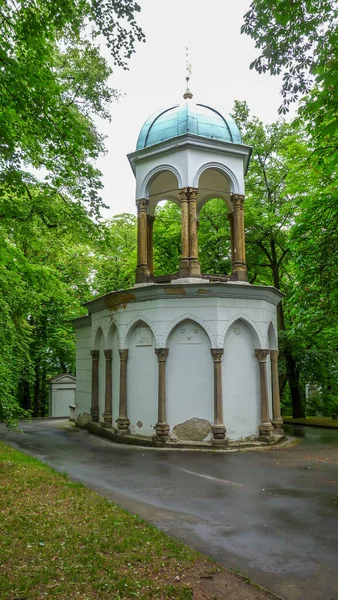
xmin=128 ymin=133 xmax=252 ymax=176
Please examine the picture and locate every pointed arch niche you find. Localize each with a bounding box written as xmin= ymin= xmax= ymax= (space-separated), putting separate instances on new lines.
xmin=107 ymin=323 xmax=120 ymax=428
xmin=94 ymin=327 xmax=105 ymax=423
xmin=125 ymin=320 xmax=157 ymax=436
xmin=166 ymin=319 xmax=213 ymax=439
xmin=223 ymin=319 xmax=261 ymax=440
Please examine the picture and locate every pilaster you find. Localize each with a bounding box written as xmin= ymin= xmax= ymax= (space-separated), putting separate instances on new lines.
xmin=102 ymin=349 xmax=113 ymax=428
xmin=90 ymin=350 xmax=100 ymax=422
xmin=255 ymin=349 xmax=274 ymax=440
xmin=230 ymin=194 xmax=247 ymax=282
xmin=270 ymin=350 xmax=284 ymax=434
xmin=136 ymin=198 xmax=150 ymax=283
xmin=211 ymin=349 xmax=227 ymax=446
xmin=116 ymin=349 xmax=130 ymax=433
xmin=154 ymin=348 xmax=170 ymax=441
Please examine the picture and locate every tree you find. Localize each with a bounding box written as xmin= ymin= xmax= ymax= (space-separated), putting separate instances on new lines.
xmin=0 ymin=0 xmax=144 ymax=424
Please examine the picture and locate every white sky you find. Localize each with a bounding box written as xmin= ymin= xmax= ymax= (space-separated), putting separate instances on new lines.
xmin=96 ymin=0 xmax=285 ymax=218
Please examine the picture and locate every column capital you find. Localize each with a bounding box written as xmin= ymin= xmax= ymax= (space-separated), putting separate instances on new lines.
xmin=188 ymin=186 xmax=198 ymax=201
xmin=104 ymin=349 xmax=112 ymax=361
xmin=91 ymin=350 xmax=99 ymax=360
xmin=230 ymin=193 xmax=245 ymax=208
xmin=119 ymin=349 xmax=129 ymax=362
xmin=211 ymin=348 xmax=224 ymax=363
xmin=255 ymin=349 xmax=270 ymax=363
xmin=147 ymin=214 xmax=155 ymax=225
xmin=270 ymin=349 xmax=279 ymax=363
xmin=179 ymin=187 xmax=188 ymax=202
xmin=155 ymin=348 xmax=169 ymax=362
xmin=136 ymin=198 xmax=149 ymax=212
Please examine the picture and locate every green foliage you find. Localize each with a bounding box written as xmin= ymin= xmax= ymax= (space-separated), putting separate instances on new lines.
xmin=93 ymin=214 xmax=137 ymax=294
xmin=0 ymin=0 xmax=144 ymax=424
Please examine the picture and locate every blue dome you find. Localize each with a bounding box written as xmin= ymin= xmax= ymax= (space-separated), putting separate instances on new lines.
xmin=136 ymin=102 xmax=242 ymax=150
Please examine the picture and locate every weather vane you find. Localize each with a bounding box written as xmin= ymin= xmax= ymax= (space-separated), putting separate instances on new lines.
xmin=183 ymin=47 xmax=193 ymax=100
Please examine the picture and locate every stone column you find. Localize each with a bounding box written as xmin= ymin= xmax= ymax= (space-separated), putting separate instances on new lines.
xmin=188 ymin=187 xmax=201 ymax=277
xmin=116 ymin=349 xmax=130 ymax=433
xmin=147 ymin=215 xmax=155 ymax=277
xmin=270 ymin=350 xmax=284 ymax=434
xmin=154 ymin=348 xmax=170 ymax=440
xmin=90 ymin=350 xmax=99 ymax=422
xmin=102 ymin=350 xmax=112 ymax=428
xmin=230 ymin=194 xmax=247 ymax=282
xmin=255 ymin=349 xmax=274 ymax=440
xmin=136 ymin=198 xmax=150 ymax=283
xmin=211 ymin=349 xmax=227 ymax=446
xmin=228 ymin=212 xmax=235 ymax=274
xmin=179 ymin=188 xmax=190 ymax=277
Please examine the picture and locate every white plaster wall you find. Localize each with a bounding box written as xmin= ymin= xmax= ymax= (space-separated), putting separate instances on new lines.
xmin=52 ymin=387 xmax=75 ymax=417
xmin=126 ymin=324 xmax=157 ymax=436
xmin=76 ymin=284 xmax=281 ymax=440
xmin=75 ymin=327 xmax=92 ymax=418
xmin=166 ymin=319 xmax=213 ymax=435
xmin=223 ymin=320 xmax=261 ymax=440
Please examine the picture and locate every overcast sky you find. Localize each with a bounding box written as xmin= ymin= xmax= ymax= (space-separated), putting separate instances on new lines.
xmin=96 ymin=0 xmax=285 ymax=218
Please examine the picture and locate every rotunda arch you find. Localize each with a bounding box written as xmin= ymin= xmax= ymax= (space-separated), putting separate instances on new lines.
xmin=194 ymin=162 xmax=240 ymax=214
xmin=142 ymin=165 xmax=182 ymax=216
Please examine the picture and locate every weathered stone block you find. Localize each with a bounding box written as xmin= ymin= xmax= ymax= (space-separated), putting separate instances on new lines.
xmin=76 ymin=413 xmax=92 ymax=428
xmin=173 ymin=418 xmax=211 ymax=441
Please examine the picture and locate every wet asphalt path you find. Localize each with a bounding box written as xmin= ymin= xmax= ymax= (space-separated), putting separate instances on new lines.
xmin=1 ymin=420 xmax=338 ymax=600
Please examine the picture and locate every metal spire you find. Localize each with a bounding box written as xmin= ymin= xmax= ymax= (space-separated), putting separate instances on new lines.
xmin=183 ymin=47 xmax=193 ymax=100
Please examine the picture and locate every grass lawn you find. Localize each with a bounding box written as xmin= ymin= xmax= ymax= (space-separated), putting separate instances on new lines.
xmin=283 ymin=416 xmax=338 ymax=428
xmin=0 ymin=442 xmax=272 ymax=600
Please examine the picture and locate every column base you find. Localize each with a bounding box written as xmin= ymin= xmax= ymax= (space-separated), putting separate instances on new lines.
xmin=101 ymin=415 xmax=113 ymax=428
xmin=116 ymin=417 xmax=130 ymax=434
xmin=212 ymin=424 xmax=227 ymax=446
xmin=233 ymin=266 xmax=248 ymax=282
xmin=272 ymin=417 xmax=284 ymax=435
xmin=179 ymin=259 xmax=190 ymax=278
xmin=258 ymin=421 xmax=274 ymax=442
xmin=135 ymin=265 xmax=150 ymax=284
xmin=90 ymin=408 xmax=99 ymax=422
xmin=155 ymin=422 xmax=170 ymax=437
xmin=153 ymin=435 xmax=170 ymax=445
xmin=189 ymin=258 xmax=201 ymax=277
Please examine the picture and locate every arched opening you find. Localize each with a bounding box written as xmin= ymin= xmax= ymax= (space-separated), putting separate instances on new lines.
xmin=166 ymin=319 xmax=213 ymax=441
xmin=198 ymin=198 xmax=231 ymax=276
xmin=125 ymin=320 xmax=157 ymax=436
xmin=94 ymin=327 xmax=105 ymax=423
xmin=223 ymin=319 xmax=261 ymax=439
xmin=107 ymin=323 xmax=120 ymax=427
xmin=153 ymin=199 xmax=181 ymax=276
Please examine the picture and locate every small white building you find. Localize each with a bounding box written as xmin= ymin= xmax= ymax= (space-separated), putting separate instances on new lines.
xmin=72 ymin=89 xmax=284 ymax=447
xmin=49 ymin=373 xmax=76 ymax=418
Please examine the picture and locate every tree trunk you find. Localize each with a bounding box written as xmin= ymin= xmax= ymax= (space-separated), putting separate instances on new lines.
xmin=33 ymin=366 xmax=40 ymax=417
xmin=271 ymin=237 xmax=305 ymax=418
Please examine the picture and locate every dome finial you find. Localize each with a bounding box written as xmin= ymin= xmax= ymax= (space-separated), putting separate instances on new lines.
xmin=183 ymin=47 xmax=193 ymax=100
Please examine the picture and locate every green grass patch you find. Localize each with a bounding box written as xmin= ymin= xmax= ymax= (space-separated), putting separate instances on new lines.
xmin=0 ymin=442 xmax=210 ymax=599
xmin=283 ymin=416 xmax=338 ymax=428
